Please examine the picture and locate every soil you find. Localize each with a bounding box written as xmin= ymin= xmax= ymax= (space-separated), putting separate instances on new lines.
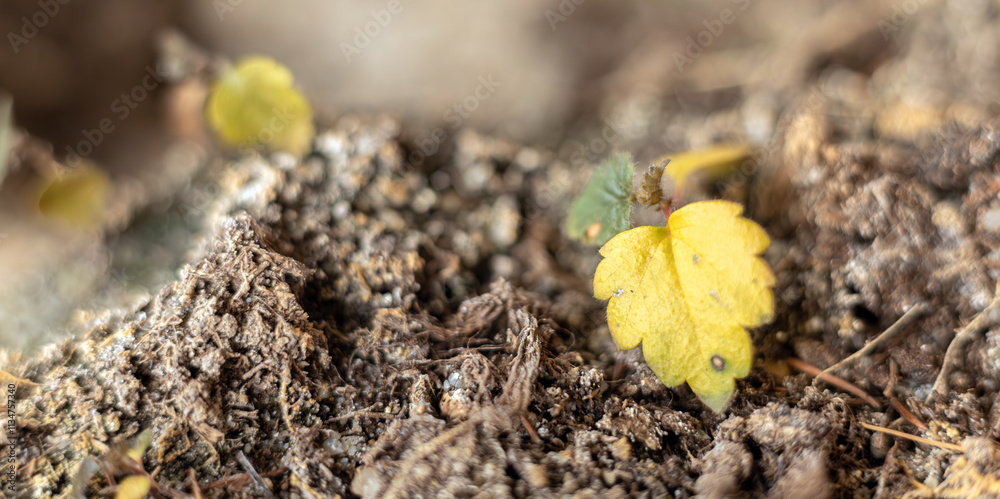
xmin=8 ymin=2 xmax=1000 ymax=498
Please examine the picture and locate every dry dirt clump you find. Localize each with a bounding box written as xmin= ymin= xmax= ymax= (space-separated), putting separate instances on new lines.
xmin=3 ymin=114 xmax=891 ymax=498
xmin=772 ymin=111 xmax=1000 ymax=387
xmin=17 ymin=215 xmax=339 ymax=494
xmin=0 ymin=102 xmax=975 ymax=498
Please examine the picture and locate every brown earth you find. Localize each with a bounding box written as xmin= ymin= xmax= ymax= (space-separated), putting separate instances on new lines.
xmin=8 ymin=1 xmax=1000 ymax=498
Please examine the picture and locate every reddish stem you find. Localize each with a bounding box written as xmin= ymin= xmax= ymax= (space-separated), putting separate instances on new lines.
xmin=660 ymin=199 xmax=673 ymax=223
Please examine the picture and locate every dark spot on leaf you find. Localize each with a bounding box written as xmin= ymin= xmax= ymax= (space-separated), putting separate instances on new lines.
xmin=711 ymin=355 xmax=725 ymax=372
xmin=693 ymin=254 xmax=700 ymax=265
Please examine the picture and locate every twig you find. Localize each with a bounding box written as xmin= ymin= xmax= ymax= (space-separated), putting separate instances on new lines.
xmin=235 ymin=451 xmax=276 ymax=499
xmin=520 ymin=414 xmax=541 ymax=444
xmin=890 ymin=398 xmax=927 ymax=431
xmin=331 ymin=410 xmax=396 ymax=421
xmin=240 ymin=362 xmax=269 ymax=381
xmin=188 ymin=468 xmax=203 ymax=499
xmin=928 ymin=290 xmax=1000 ymax=402
xmin=231 ymin=259 xmax=269 ymax=304
xmin=202 ymin=467 xmax=288 ymax=491
xmin=611 ymin=361 xmax=627 ymax=383
xmin=860 ymin=422 xmax=963 ymax=452
xmin=202 ymin=473 xmax=250 ymax=491
xmin=382 ymin=413 xmax=485 ymax=499
xmin=874 ymin=442 xmax=899 ymax=497
xmin=823 ymin=303 xmax=930 ymax=376
xmin=786 ymin=357 xmax=880 ymax=408
xmin=328 ymin=403 xmax=398 ymax=422
xmin=883 ymin=358 xmax=899 ymax=398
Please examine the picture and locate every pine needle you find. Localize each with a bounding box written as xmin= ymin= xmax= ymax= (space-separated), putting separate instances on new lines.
xmin=860 ymin=422 xmax=963 ymax=452
xmin=822 ymin=303 xmax=930 ymax=376
xmin=786 ymin=357 xmax=880 ymax=408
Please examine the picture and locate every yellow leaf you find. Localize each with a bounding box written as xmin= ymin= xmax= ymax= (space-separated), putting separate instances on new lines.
xmin=124 ymin=430 xmax=152 ymax=464
xmin=205 ymin=56 xmax=315 ymax=156
xmin=594 ymin=200 xmax=774 ymax=411
xmin=115 ymin=475 xmax=151 ymax=499
xmin=37 ymin=162 xmax=110 ymax=229
xmin=658 ymin=144 xmax=750 ymax=192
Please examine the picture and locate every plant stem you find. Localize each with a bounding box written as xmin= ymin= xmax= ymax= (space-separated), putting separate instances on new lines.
xmin=660 ymin=199 xmax=673 ymax=223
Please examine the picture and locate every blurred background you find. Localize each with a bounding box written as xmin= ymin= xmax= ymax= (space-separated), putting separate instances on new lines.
xmin=0 ymin=0 xmax=995 ymax=353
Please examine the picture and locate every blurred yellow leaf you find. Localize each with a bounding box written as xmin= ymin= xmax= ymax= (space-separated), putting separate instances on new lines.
xmin=658 ymin=144 xmax=750 ymax=192
xmin=37 ymin=163 xmax=110 ymax=229
xmin=206 ymin=56 xmax=315 ymax=156
xmin=125 ymin=430 xmax=152 ymax=464
xmin=594 ymin=200 xmax=774 ymax=411
xmin=0 ymin=94 xmax=11 ymax=190
xmin=115 ymin=475 xmax=151 ymax=499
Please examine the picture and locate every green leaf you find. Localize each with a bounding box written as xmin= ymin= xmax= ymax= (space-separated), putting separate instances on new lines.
xmin=566 ymin=152 xmax=634 ymax=246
